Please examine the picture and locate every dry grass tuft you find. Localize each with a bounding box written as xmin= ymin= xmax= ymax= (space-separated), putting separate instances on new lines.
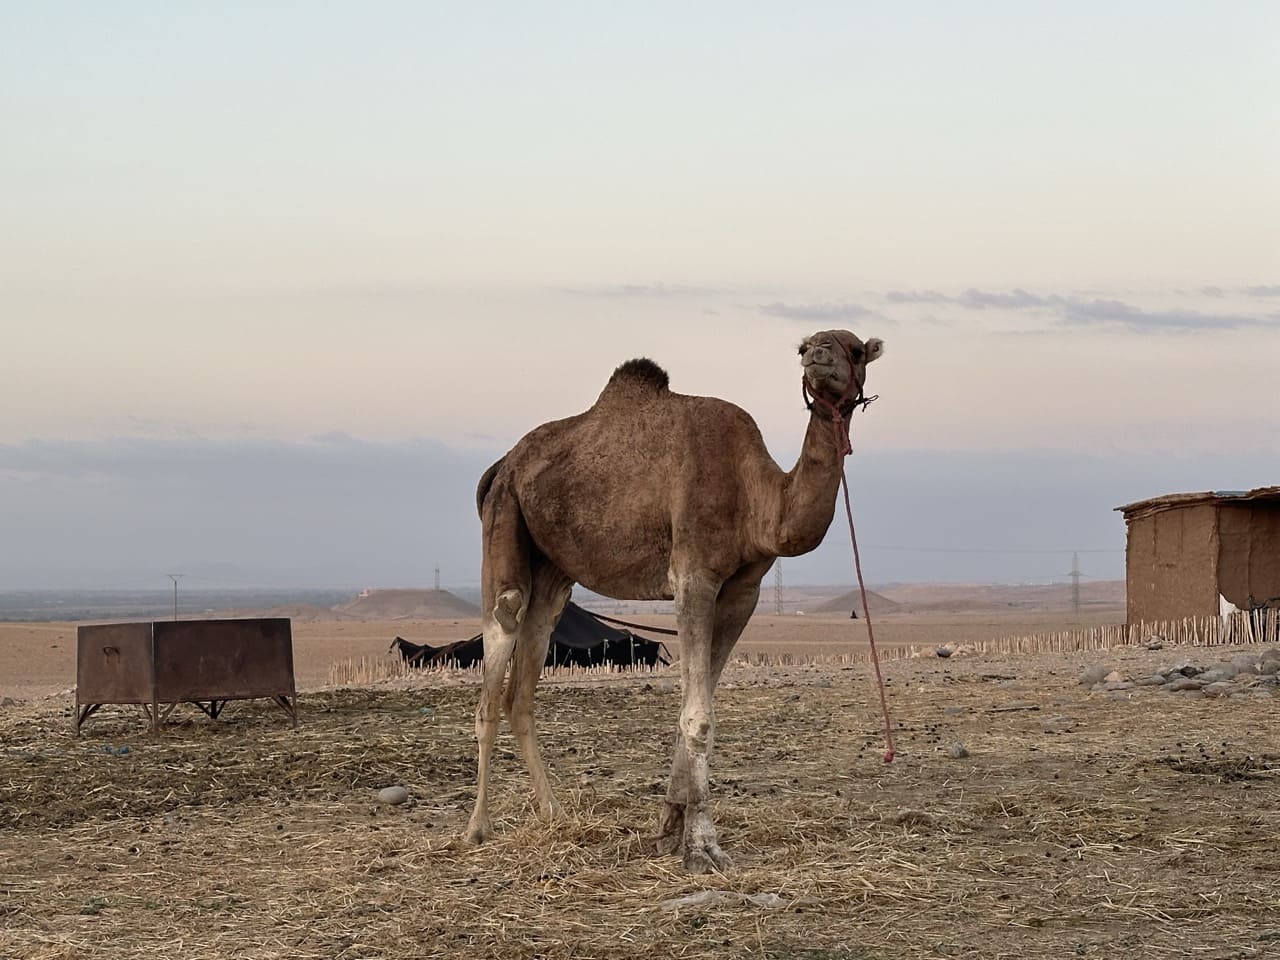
xmin=327 ymin=655 xmax=674 ymax=688
xmin=3 ymin=643 xmax=1279 ymax=958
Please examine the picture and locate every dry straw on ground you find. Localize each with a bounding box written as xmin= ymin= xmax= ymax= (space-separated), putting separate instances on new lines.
xmin=3 ymin=641 xmax=1280 ymax=959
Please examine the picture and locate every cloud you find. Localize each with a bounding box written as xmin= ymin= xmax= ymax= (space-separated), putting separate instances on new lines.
xmin=1244 ymin=284 xmax=1280 ymax=297
xmin=884 ymin=288 xmax=1058 ymax=309
xmin=1057 ymin=299 xmax=1280 ymax=332
xmin=308 ymin=430 xmax=361 ymax=446
xmin=957 ymin=288 xmax=1058 ymax=310
xmin=884 ymin=290 xmax=949 ymax=304
xmin=880 ymin=287 xmax=1280 ymax=333
xmin=757 ymin=300 xmax=876 ymax=322
xmin=885 ymin=288 xmax=1059 ymax=309
xmin=562 ymin=282 xmax=719 ymax=298
xmin=1201 ymin=285 xmax=1225 ymax=298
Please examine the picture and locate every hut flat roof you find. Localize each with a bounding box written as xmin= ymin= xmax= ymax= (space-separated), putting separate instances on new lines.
xmin=1116 ymin=485 xmax=1280 ymax=522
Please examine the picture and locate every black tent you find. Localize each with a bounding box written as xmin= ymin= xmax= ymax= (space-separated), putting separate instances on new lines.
xmin=390 ymin=602 xmax=671 ymax=669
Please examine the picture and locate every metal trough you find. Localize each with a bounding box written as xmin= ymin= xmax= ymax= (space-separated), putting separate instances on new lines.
xmin=75 ymin=618 xmax=297 ymax=736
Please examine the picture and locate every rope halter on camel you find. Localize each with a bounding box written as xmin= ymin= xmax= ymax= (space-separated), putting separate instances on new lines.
xmin=801 ymin=355 xmax=877 ymax=456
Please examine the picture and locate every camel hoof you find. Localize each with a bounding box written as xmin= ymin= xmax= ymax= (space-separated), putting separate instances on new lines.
xmin=462 ymin=820 xmax=492 ymax=846
xmin=655 ymin=830 xmax=683 ymax=857
xmin=494 ymin=589 xmax=524 ymax=632
xmin=536 ymin=797 xmax=563 ymax=822
xmin=655 ymin=803 xmax=685 ymax=855
xmin=682 ymin=842 xmax=733 ymax=874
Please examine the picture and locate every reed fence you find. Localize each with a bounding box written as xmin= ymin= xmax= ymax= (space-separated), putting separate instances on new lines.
xmin=957 ymin=608 xmax=1280 ymax=659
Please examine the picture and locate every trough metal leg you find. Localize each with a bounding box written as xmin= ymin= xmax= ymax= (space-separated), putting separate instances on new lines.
xmin=74 ymin=703 xmax=102 ymax=737
xmin=271 ymin=694 xmax=298 ymax=727
xmin=188 ymin=699 xmax=230 ymax=720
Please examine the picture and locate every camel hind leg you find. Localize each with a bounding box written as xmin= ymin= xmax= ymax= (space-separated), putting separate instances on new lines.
xmin=504 ymin=561 xmax=572 ymax=821
xmin=464 ymin=476 xmax=532 ymax=845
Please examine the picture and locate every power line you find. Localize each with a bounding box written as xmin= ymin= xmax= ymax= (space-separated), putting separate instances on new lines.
xmin=860 ymin=544 xmax=1122 ymax=555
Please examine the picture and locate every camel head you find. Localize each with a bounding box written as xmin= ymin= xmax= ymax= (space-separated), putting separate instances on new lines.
xmin=799 ymin=329 xmax=884 ymax=413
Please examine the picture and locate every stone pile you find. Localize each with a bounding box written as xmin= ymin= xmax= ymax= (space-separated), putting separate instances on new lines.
xmin=1081 ymin=646 xmax=1280 ymax=700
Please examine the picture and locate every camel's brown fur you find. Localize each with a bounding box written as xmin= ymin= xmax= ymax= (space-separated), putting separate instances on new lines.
xmin=466 ymin=329 xmax=884 ymax=872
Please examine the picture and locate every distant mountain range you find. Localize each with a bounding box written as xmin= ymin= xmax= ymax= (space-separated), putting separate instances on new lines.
xmin=0 ymin=580 xmax=1126 ymax=623
xmin=0 ymin=587 xmax=478 ymax=622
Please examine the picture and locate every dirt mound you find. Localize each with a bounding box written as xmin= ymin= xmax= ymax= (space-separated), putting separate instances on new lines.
xmin=811 ymin=589 xmax=900 ymax=617
xmin=228 ymin=603 xmax=358 ymax=622
xmin=332 ymin=589 xmax=480 ymax=620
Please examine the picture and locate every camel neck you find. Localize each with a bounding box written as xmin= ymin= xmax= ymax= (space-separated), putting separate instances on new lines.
xmin=767 ymin=410 xmax=848 ymax=557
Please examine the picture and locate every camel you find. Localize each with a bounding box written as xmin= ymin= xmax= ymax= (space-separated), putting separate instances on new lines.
xmin=465 ymin=329 xmax=884 ymax=872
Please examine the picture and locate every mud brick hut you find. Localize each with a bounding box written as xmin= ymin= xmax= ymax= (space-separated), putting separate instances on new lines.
xmin=1116 ymin=486 xmax=1280 ymax=625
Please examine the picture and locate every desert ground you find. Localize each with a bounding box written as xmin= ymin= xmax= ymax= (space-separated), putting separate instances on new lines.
xmin=2 ymin=592 xmax=1278 ymax=958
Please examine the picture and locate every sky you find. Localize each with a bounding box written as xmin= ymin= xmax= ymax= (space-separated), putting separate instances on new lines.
xmin=1 ymin=3 xmax=1278 ymax=591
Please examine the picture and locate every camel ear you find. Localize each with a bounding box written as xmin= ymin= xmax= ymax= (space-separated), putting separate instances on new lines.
xmin=864 ymin=337 xmax=885 ymax=363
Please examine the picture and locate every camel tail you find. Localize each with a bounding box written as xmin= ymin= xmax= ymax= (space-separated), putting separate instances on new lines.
xmin=476 ymin=457 xmax=505 ymax=518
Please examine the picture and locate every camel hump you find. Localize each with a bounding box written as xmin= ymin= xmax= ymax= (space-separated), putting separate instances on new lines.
xmin=607 ymin=358 xmax=669 ymax=391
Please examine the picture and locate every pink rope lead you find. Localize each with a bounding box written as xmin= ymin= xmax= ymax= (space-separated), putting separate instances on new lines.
xmin=801 ymin=365 xmax=895 ymax=763
xmin=838 ymin=467 xmax=896 ymax=763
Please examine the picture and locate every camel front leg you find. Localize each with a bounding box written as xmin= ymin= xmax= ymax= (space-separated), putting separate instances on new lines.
xmin=658 ymin=562 xmax=769 ymax=860
xmin=655 ymin=639 xmax=729 ymax=856
xmin=655 ymin=728 xmax=690 ymax=855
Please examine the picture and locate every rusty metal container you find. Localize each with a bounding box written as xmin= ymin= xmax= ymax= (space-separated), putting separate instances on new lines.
xmin=75 ymin=618 xmax=297 ymax=735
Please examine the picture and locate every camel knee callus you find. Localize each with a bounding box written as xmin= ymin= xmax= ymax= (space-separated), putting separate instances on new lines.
xmin=464 ymin=328 xmax=884 ymax=871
